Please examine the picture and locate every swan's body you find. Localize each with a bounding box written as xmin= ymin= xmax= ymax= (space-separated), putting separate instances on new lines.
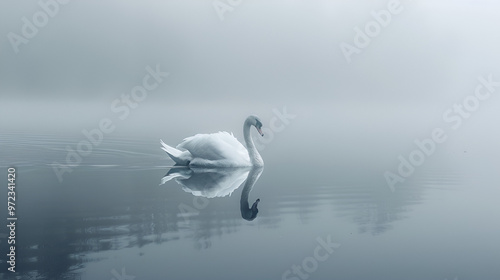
xmin=161 ymin=116 xmax=264 ymax=167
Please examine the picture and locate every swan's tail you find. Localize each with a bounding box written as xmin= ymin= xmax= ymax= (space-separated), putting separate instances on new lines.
xmin=160 ymin=139 xmax=192 ymax=165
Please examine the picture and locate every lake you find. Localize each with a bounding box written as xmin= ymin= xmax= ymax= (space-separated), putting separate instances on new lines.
xmin=1 ymin=113 xmax=498 ymax=280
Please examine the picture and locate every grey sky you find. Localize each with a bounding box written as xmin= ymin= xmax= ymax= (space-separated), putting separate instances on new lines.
xmin=1 ymin=0 xmax=498 ymax=101
xmin=1 ymin=0 xmax=499 ymax=155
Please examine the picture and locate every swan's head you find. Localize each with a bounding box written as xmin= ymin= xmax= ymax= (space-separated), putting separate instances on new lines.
xmin=248 ymin=115 xmax=264 ymax=137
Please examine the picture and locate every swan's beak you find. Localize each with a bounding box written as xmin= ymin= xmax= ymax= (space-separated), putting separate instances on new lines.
xmin=257 ymin=127 xmax=264 ymax=136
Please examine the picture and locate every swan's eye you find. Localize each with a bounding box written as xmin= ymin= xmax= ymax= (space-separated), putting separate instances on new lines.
xmin=256 ymin=120 xmax=262 ymax=128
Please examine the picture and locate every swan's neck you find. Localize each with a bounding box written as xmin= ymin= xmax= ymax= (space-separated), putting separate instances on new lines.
xmin=244 ymin=120 xmax=263 ymax=166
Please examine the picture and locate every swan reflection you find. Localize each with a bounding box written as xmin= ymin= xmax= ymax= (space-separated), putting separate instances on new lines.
xmin=161 ymin=166 xmax=264 ymax=221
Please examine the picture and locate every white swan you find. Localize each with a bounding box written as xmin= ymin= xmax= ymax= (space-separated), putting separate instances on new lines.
xmin=160 ymin=115 xmax=264 ymax=167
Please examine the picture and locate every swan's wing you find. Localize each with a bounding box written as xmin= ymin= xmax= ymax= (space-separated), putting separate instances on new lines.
xmin=177 ymin=132 xmax=250 ymax=164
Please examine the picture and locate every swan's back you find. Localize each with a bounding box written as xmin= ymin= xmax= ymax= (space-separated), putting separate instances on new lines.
xmin=177 ymin=131 xmax=250 ymax=167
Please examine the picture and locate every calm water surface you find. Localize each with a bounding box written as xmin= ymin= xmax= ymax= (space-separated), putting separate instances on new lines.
xmin=0 ymin=130 xmax=498 ymax=280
